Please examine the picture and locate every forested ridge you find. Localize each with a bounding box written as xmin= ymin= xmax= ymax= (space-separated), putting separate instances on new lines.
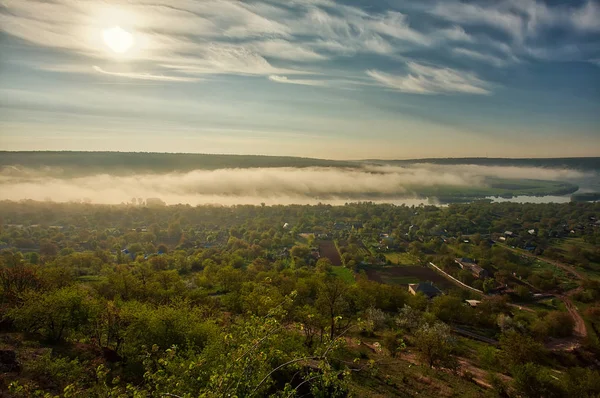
xmin=2 ymin=152 xmax=598 ymax=174
xmin=1 ymin=200 xmax=599 ymax=397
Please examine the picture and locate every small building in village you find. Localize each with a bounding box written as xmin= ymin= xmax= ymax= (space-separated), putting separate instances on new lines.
xmin=455 ymin=258 xmax=489 ymax=279
xmin=408 ymin=282 xmax=443 ymax=299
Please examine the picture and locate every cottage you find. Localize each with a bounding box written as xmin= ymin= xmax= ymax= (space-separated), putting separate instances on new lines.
xmin=455 ymin=258 xmax=488 ymax=279
xmin=465 ymin=300 xmax=481 ymax=308
xmin=408 ymin=282 xmax=442 ymax=299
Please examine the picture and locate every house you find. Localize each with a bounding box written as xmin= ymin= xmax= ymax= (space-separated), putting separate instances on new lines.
xmin=465 ymin=300 xmax=481 ymax=308
xmin=408 ymin=282 xmax=443 ymax=299
xmin=455 ymin=258 xmax=489 ymax=279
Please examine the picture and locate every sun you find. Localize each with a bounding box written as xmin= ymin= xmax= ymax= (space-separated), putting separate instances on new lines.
xmin=102 ymin=26 xmax=134 ymax=54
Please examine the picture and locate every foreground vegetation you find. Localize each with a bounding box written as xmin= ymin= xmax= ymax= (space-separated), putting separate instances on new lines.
xmin=0 ymin=200 xmax=599 ymax=397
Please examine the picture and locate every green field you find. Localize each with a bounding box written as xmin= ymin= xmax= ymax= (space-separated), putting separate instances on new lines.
xmin=553 ymin=237 xmax=598 ymax=253
xmin=548 ymin=238 xmax=600 ymax=280
xmin=384 ymin=252 xmax=420 ymax=265
xmin=331 ymin=266 xmax=355 ymax=284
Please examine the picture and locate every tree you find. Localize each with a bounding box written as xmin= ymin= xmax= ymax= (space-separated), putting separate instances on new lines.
xmin=290 ymin=245 xmax=310 ymax=259
xmin=316 ymin=276 xmax=349 ymax=340
xmin=512 ymin=363 xmax=563 ymax=398
xmin=515 ymin=285 xmax=532 ymax=301
xmin=0 ymin=263 xmax=40 ymax=305
xmin=9 ymin=287 xmax=94 ymax=342
xmin=499 ymin=331 xmax=545 ymax=367
xmin=483 ymin=278 xmax=495 ymax=294
xmin=537 ymin=311 xmax=574 ymax=338
xmin=39 ymin=240 xmax=58 ymax=256
xmin=431 ymin=295 xmax=468 ymax=323
xmin=413 ymin=322 xmax=456 ymax=369
xmin=315 ymin=258 xmax=332 ymax=273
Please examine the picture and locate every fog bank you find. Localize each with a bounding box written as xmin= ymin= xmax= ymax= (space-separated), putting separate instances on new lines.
xmin=0 ymin=164 xmax=590 ymax=205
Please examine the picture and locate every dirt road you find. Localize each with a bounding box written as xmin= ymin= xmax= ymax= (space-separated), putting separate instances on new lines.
xmin=501 ymin=245 xmax=588 ymax=344
xmin=501 ymin=245 xmax=584 ymax=280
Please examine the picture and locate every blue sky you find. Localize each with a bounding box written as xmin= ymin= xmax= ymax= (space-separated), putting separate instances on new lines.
xmin=0 ymin=0 xmax=599 ymax=159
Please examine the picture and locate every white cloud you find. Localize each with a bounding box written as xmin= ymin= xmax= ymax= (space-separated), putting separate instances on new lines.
xmin=571 ymin=0 xmax=600 ymax=32
xmin=452 ymin=48 xmax=514 ymax=67
xmin=268 ymin=75 xmax=327 ymax=86
xmin=430 ymin=2 xmax=525 ymax=42
xmin=92 ymin=66 xmax=200 ymax=82
xmin=369 ymin=11 xmax=432 ymax=46
xmin=367 ymin=62 xmax=491 ymax=95
xmin=253 ymin=40 xmax=328 ymax=61
xmin=0 ymin=0 xmax=597 ymax=86
xmin=437 ymin=25 xmax=474 ymax=43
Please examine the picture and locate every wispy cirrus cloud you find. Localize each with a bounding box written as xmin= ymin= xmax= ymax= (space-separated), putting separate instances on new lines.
xmin=92 ymin=66 xmax=200 ymax=82
xmin=268 ymin=75 xmax=327 ymax=86
xmin=367 ymin=62 xmax=491 ymax=95
xmin=0 ymin=0 xmax=598 ymax=93
xmin=452 ymin=48 xmax=516 ymax=67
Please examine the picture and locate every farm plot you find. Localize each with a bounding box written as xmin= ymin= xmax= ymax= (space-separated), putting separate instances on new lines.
xmin=318 ymin=240 xmax=342 ymax=266
xmin=365 ymin=265 xmax=454 ymax=290
xmin=384 ymin=252 xmax=419 ymax=265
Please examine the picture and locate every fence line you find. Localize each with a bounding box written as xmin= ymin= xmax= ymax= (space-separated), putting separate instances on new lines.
xmin=428 ymin=262 xmax=484 ymax=294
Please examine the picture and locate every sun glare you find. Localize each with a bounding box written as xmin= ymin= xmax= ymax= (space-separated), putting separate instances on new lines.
xmin=102 ymin=26 xmax=134 ymax=54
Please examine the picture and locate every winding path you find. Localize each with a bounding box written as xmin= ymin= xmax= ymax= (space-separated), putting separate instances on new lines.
xmin=428 ymin=256 xmax=586 ymax=345
xmin=500 ymin=245 xmax=588 ymax=340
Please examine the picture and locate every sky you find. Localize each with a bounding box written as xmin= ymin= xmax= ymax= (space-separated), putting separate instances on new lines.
xmin=0 ymin=0 xmax=599 ymax=160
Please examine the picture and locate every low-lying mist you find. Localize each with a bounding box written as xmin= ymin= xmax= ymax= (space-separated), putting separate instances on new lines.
xmin=0 ymin=164 xmax=591 ymax=206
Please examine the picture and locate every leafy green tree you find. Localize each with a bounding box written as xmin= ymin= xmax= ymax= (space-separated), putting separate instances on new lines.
xmin=9 ymin=286 xmax=95 ymax=342
xmin=562 ymin=367 xmax=600 ymax=398
xmin=431 ymin=295 xmax=468 ymax=324
xmin=290 ymin=245 xmax=310 ymax=259
xmin=512 ymin=363 xmax=563 ymax=398
xmin=316 ymin=276 xmax=350 ymax=340
xmin=483 ymin=277 xmax=495 ymax=294
xmin=499 ymin=331 xmax=545 ymax=367
xmin=0 ymin=262 xmax=40 ymax=305
xmin=543 ymin=311 xmax=575 ymax=338
xmin=413 ymin=322 xmax=456 ymax=369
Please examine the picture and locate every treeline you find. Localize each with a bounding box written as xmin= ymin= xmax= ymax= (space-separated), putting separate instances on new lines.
xmin=0 ymin=152 xmax=357 ymax=176
xmin=374 ymin=157 xmax=600 ymax=171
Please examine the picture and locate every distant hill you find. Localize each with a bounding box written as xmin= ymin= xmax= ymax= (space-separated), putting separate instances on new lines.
xmin=0 ymin=152 xmax=598 ymax=176
xmin=0 ymin=151 xmax=357 ymax=176
xmin=367 ymin=157 xmax=600 ymax=171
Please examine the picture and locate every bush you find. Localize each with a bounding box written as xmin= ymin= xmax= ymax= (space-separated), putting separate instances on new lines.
xmin=478 ymin=346 xmax=500 ymax=370
xmin=381 ymin=331 xmax=405 ymax=357
xmin=24 ymin=351 xmax=91 ymax=392
xmin=119 ymin=301 xmax=219 ymax=358
xmin=9 ymin=287 xmax=95 ymax=342
xmin=512 ymin=363 xmax=563 ymax=398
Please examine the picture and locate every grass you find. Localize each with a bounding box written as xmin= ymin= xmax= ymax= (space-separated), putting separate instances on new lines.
xmin=553 ymin=237 xmax=598 ymax=252
xmin=527 ymin=298 xmax=567 ymax=313
xmin=384 ymin=252 xmax=420 ymax=266
xmin=346 ymin=347 xmax=488 ymax=398
xmin=331 ymin=266 xmax=355 ymax=284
